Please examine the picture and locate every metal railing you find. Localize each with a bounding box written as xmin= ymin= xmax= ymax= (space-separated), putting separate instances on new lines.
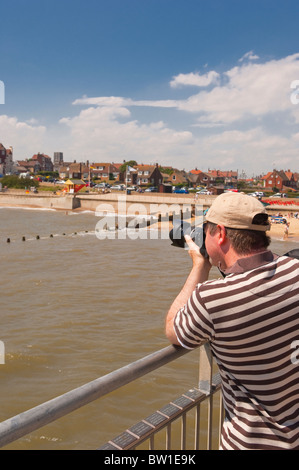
xmin=0 ymin=342 xmax=223 ymax=450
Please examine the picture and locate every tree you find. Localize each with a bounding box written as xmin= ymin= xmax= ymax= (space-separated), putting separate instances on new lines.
xmin=119 ymin=160 xmax=137 ymax=173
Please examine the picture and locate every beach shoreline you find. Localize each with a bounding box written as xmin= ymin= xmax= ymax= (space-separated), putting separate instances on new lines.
xmin=1 ymin=191 xmax=299 ymax=243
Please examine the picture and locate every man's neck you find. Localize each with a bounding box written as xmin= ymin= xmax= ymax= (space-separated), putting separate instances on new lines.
xmin=222 ymin=249 xmax=274 ymax=274
xmin=222 ymin=248 xmax=269 ymax=271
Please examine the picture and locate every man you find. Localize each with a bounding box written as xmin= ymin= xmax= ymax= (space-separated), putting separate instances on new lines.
xmin=165 ymin=192 xmax=299 ymax=450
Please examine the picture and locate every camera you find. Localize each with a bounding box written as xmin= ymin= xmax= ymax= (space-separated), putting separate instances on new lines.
xmin=169 ymin=220 xmax=208 ymax=258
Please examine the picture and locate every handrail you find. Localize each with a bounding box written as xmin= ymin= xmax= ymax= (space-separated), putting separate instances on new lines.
xmin=0 ymin=344 xmax=194 ymax=448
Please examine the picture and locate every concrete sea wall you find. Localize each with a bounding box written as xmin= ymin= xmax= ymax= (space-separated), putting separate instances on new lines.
xmin=0 ymin=192 xmax=215 ymax=213
xmin=0 ymin=192 xmax=80 ymax=210
xmin=0 ymin=191 xmax=298 ymax=214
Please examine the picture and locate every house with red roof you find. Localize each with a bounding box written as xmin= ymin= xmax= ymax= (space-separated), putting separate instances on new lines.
xmin=31 ymin=153 xmax=53 ymax=172
xmin=262 ymin=169 xmax=297 ymax=191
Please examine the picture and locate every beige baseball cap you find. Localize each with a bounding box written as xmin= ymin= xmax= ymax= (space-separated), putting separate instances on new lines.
xmin=205 ymin=192 xmax=270 ymax=231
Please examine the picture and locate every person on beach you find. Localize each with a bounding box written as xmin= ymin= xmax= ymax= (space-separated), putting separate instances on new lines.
xmin=283 ymin=222 xmax=290 ymax=240
xmin=165 ymin=192 xmax=299 ymax=450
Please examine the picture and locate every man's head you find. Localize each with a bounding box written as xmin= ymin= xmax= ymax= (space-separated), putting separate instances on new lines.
xmin=204 ymin=192 xmax=271 ymax=266
xmin=205 ymin=192 xmax=270 ymax=232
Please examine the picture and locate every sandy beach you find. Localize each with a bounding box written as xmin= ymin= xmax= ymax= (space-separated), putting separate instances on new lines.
xmin=151 ymin=214 xmax=299 ymax=244
xmin=266 ymin=215 xmax=299 ymax=242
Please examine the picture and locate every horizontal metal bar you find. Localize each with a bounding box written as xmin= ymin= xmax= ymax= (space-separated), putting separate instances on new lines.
xmin=0 ymin=344 xmax=194 ymax=448
xmin=100 ymin=372 xmax=221 ymax=450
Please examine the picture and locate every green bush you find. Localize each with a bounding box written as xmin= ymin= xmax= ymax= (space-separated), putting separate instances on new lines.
xmin=0 ymin=175 xmax=39 ymax=189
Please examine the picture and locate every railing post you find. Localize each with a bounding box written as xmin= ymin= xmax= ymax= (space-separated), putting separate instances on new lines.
xmin=198 ymin=343 xmax=213 ymax=449
xmin=198 ymin=343 xmax=213 ymax=394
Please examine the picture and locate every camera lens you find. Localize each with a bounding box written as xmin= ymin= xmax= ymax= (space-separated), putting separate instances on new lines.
xmin=169 ymin=220 xmax=208 ymax=257
xmin=169 ymin=220 xmax=191 ymax=248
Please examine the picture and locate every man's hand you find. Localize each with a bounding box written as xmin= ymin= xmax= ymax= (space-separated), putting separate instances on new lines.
xmin=165 ymin=235 xmax=211 ymax=345
xmin=184 ymin=235 xmax=211 ymax=270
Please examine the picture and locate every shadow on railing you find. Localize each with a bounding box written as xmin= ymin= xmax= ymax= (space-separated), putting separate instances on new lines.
xmin=0 ymin=342 xmax=223 ymax=450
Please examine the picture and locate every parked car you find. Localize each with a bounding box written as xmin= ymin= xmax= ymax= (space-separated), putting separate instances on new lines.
xmin=196 ymin=189 xmax=211 ymax=195
xmin=95 ymin=183 xmax=110 ymax=188
xmin=269 ymin=193 xmax=287 ymax=198
xmin=145 ymin=187 xmax=158 ymax=192
xmin=173 ymin=187 xmax=189 ymax=194
xmin=248 ymin=191 xmax=264 ymax=197
xmin=112 ymin=185 xmax=125 ymax=190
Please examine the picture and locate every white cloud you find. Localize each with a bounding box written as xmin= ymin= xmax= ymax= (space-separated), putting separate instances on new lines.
xmin=59 ymin=105 xmax=194 ymax=164
xmin=238 ymin=50 xmax=260 ymax=62
xmin=178 ymin=53 xmax=299 ymax=125
xmin=170 ymin=71 xmax=220 ymax=88
xmin=73 ymin=96 xmax=178 ymax=109
xmin=198 ymin=126 xmax=299 ymax=175
xmin=74 ymin=53 xmax=299 ymax=127
xmin=0 ymin=115 xmax=46 ymax=158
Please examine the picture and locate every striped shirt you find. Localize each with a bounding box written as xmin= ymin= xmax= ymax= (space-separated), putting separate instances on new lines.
xmin=173 ymin=251 xmax=299 ymax=450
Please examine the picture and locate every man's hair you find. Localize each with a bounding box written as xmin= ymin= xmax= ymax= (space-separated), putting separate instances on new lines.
xmin=207 ymin=214 xmax=271 ymax=255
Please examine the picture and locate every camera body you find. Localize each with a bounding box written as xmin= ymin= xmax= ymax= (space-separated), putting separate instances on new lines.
xmin=169 ymin=220 xmax=208 ymax=258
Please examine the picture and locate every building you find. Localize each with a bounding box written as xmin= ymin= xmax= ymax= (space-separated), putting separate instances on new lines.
xmin=207 ymin=169 xmax=238 ymax=188
xmin=16 ymin=160 xmax=41 ymax=174
xmin=162 ymin=168 xmax=190 ymax=186
xmin=0 ymin=143 xmax=14 ymax=175
xmin=31 ymin=153 xmax=54 ymax=172
xmin=90 ymin=163 xmax=119 ymax=181
xmin=262 ymin=169 xmax=298 ymax=191
xmin=53 ymin=152 xmax=64 ymax=171
xmin=59 ymin=162 xmax=89 ymax=180
xmin=284 ymin=170 xmax=298 ymax=190
xmin=133 ymin=164 xmax=163 ymax=187
xmin=188 ymin=168 xmax=211 ymax=187
xmin=262 ymin=170 xmax=287 ymax=190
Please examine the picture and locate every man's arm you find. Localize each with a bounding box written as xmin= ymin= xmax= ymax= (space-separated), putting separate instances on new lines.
xmin=165 ymin=236 xmax=211 ymax=345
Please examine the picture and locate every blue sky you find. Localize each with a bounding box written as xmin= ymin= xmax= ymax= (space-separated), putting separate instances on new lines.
xmin=1 ymin=0 xmax=299 ymax=176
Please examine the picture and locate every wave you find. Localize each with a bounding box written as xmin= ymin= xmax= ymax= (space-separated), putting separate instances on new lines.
xmin=0 ymin=206 xmax=57 ymax=212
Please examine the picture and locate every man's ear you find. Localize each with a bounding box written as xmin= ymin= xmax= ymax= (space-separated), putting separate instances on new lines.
xmin=217 ymin=224 xmax=227 ymax=246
